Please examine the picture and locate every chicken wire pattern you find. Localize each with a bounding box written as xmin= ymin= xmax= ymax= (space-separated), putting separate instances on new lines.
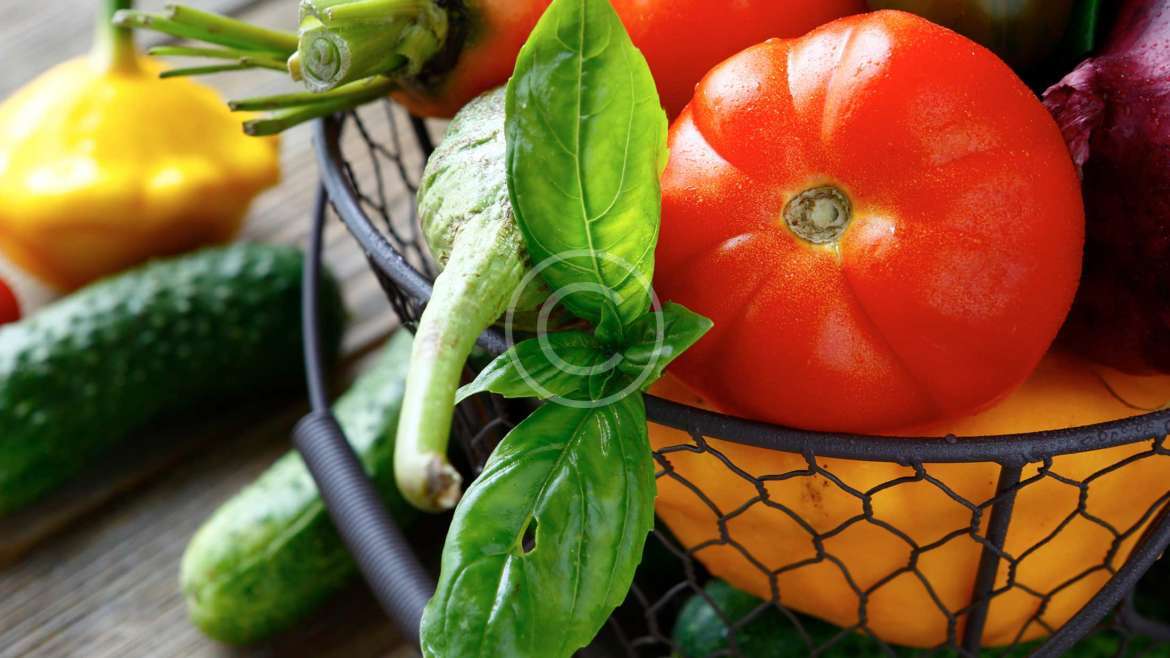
xmin=608 ymin=434 xmax=1170 ymax=658
xmin=316 ymin=100 xmax=1170 ymax=657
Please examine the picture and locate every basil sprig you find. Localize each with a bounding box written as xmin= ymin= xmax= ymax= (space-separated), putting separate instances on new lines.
xmin=419 ymin=1 xmax=710 ymax=656
xmin=504 ymin=0 xmax=668 ymax=343
xmin=457 ymin=303 xmax=711 ymax=405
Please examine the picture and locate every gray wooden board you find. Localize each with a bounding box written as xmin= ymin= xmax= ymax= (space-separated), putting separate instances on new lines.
xmin=0 ymin=1 xmax=435 ymax=656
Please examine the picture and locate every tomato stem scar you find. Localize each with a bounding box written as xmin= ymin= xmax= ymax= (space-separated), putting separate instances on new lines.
xmin=784 ymin=185 xmax=852 ymax=244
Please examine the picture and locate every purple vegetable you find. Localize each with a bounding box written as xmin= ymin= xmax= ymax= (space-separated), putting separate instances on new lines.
xmin=1045 ymin=0 xmax=1170 ymax=374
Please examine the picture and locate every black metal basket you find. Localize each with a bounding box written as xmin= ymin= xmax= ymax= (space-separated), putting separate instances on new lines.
xmin=294 ymin=99 xmax=1170 ymax=658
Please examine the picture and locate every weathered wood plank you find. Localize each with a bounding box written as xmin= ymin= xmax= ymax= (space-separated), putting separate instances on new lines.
xmin=0 ymin=0 xmax=432 ymax=656
xmin=0 ymin=0 xmax=287 ymax=96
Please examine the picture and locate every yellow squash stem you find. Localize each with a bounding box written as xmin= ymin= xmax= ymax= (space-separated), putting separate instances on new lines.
xmin=395 ymin=219 xmax=529 ymax=512
xmin=96 ymin=0 xmax=139 ymax=73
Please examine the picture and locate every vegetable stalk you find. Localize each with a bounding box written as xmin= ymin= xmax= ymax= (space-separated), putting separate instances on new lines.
xmin=96 ymin=0 xmax=138 ymax=73
xmin=233 ymin=76 xmax=398 ymax=135
xmin=294 ymin=0 xmax=447 ymax=92
xmin=113 ymin=6 xmax=299 ymax=56
xmin=148 ymin=46 xmax=290 ymax=72
xmin=113 ymin=0 xmax=447 ymax=131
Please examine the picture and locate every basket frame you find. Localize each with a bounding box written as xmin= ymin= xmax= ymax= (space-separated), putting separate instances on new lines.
xmin=298 ymin=110 xmax=1170 ymax=657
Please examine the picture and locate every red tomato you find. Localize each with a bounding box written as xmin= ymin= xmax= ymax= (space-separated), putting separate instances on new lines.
xmin=654 ymin=11 xmax=1085 ymax=433
xmin=613 ymin=0 xmax=868 ymax=117
xmin=0 ymin=277 xmax=18 ymax=325
xmin=393 ymin=0 xmax=865 ymax=118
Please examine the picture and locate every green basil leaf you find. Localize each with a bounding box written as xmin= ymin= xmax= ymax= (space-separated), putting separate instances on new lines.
xmin=618 ymin=302 xmax=713 ymax=389
xmin=594 ymin=299 xmax=627 ymax=348
xmin=419 ymin=395 xmax=656 ymax=658
xmin=456 ymin=331 xmax=612 ymax=403
xmin=505 ymin=0 xmax=668 ymax=334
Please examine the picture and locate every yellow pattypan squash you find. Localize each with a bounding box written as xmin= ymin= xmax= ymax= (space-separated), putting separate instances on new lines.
xmin=0 ymin=0 xmax=280 ymax=290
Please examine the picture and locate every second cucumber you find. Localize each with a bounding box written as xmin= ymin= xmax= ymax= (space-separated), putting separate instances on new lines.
xmin=181 ymin=331 xmax=416 ymax=645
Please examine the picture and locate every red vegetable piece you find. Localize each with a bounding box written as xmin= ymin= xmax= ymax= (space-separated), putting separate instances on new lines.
xmin=656 ymin=11 xmax=1085 ymax=433
xmin=1045 ymin=0 xmax=1170 ymax=373
xmin=0 ymin=277 xmax=19 ymax=325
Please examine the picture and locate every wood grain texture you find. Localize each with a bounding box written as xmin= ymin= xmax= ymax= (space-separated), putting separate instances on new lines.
xmin=0 ymin=1 xmax=433 ymax=656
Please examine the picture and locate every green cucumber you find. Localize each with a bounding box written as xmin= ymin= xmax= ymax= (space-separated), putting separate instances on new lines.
xmin=0 ymin=243 xmax=345 ymax=515
xmin=180 ymin=330 xmax=415 ymax=645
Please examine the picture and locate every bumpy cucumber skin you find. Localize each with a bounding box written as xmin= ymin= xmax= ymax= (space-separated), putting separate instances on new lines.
xmin=180 ymin=331 xmax=415 ymax=645
xmin=0 ymin=243 xmax=345 ymax=515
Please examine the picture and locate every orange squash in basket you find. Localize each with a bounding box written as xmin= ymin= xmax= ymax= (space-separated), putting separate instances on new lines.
xmin=649 ymin=352 xmax=1170 ymax=647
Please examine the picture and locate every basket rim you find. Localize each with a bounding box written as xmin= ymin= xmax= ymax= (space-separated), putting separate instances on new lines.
xmin=313 ymin=113 xmax=1170 ymax=465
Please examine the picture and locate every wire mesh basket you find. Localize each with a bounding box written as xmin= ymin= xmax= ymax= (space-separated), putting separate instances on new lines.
xmin=303 ymin=99 xmax=1170 ymax=658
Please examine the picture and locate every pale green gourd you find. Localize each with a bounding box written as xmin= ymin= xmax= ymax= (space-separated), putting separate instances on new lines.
xmin=396 ymin=87 xmax=549 ymax=511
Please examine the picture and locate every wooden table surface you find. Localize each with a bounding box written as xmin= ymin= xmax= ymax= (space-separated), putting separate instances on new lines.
xmin=0 ymin=2 xmax=428 ymax=656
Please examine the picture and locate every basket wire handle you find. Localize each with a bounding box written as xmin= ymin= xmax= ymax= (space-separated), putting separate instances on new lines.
xmin=292 ymin=184 xmax=435 ymax=643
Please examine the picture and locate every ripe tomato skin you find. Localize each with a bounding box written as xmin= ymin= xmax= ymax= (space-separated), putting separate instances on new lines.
xmin=611 ymin=0 xmax=867 ymax=117
xmin=654 ymin=11 xmax=1085 ymax=433
xmin=0 ymin=278 xmax=18 ymax=325
xmin=393 ymin=0 xmax=865 ymax=118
